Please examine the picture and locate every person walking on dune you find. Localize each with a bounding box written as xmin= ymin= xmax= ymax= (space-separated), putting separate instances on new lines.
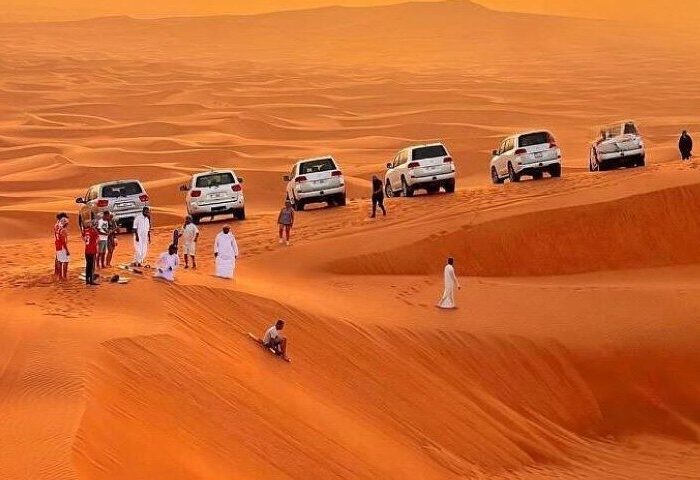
xmin=679 ymin=130 xmax=693 ymax=161
xmin=370 ymin=175 xmax=386 ymax=218
xmin=262 ymin=319 xmax=289 ymax=361
xmin=153 ymin=244 xmax=179 ymax=282
xmin=55 ymin=215 xmax=70 ymax=281
xmin=132 ymin=207 xmax=151 ymax=267
xmin=214 ymin=225 xmax=239 ymax=279
xmin=82 ymin=220 xmax=100 ymax=286
xmin=277 ymin=200 xmax=295 ymax=246
xmin=179 ymin=215 xmax=200 ymax=269
xmin=437 ymin=257 xmax=461 ymax=309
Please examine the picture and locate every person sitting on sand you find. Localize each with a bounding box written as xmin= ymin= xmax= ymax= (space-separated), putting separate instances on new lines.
xmin=277 ymin=200 xmax=295 ymax=246
xmin=153 ymin=244 xmax=179 ymax=282
xmin=437 ymin=257 xmax=461 ymax=309
xmin=262 ymin=319 xmax=288 ymax=360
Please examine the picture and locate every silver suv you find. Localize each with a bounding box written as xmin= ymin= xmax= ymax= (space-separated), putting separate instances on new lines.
xmin=76 ymin=180 xmax=150 ymax=232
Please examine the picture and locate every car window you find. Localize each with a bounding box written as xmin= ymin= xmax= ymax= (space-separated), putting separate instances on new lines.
xmin=300 ymin=158 xmax=336 ymax=175
xmin=623 ymin=122 xmax=638 ymax=135
xmin=88 ymin=188 xmax=99 ymax=201
xmin=412 ymin=145 xmax=447 ymax=160
xmin=400 ymin=151 xmax=409 ymax=164
xmin=101 ymin=182 xmax=143 ymax=198
xmin=195 ymin=172 xmax=235 ymax=188
xmin=519 ymin=132 xmax=551 ymax=147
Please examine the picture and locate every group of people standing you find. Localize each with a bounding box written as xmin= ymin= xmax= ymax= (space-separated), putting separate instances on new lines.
xmin=53 ymin=210 xmax=119 ymax=284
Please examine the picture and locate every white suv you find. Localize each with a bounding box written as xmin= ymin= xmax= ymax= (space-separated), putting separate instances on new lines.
xmin=490 ymin=130 xmax=562 ymax=183
xmin=590 ymin=121 xmax=645 ymax=171
xmin=384 ymin=143 xmax=455 ymax=197
xmin=181 ymin=169 xmax=245 ymax=224
xmin=76 ymin=180 xmax=150 ymax=232
xmin=284 ymin=156 xmax=346 ymax=211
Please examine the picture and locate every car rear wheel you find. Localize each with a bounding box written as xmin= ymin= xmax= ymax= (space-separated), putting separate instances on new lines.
xmin=443 ymin=179 xmax=455 ymax=193
xmin=234 ymin=208 xmax=246 ymax=220
xmin=532 ymin=171 xmax=544 ymax=180
xmin=294 ymin=198 xmax=305 ymax=211
xmin=491 ymin=167 xmax=504 ymax=184
xmin=336 ymin=194 xmax=347 ymax=207
xmin=191 ymin=214 xmax=201 ymax=225
xmin=508 ymin=164 xmax=521 ymax=183
xmin=549 ymin=164 xmax=562 ymax=178
xmin=401 ymin=177 xmax=414 ymax=197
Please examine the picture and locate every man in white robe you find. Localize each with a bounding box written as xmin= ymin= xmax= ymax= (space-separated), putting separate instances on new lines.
xmin=153 ymin=244 xmax=179 ymax=282
xmin=132 ymin=207 xmax=151 ymax=266
xmin=214 ymin=225 xmax=239 ymax=279
xmin=437 ymin=257 xmax=461 ymax=309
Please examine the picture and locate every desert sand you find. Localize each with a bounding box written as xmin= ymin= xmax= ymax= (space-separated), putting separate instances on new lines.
xmin=0 ymin=1 xmax=699 ymax=479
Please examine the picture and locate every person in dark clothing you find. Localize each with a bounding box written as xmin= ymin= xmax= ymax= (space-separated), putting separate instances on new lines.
xmin=370 ymin=175 xmax=386 ymax=218
xmin=679 ymin=130 xmax=693 ymax=160
xmin=82 ymin=220 xmax=100 ymax=285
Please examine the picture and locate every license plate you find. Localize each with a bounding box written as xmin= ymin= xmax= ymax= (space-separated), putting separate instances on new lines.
xmin=534 ymin=152 xmax=543 ymax=159
xmin=313 ymin=180 xmax=326 ymax=185
xmin=209 ymin=192 xmax=224 ymax=199
xmin=116 ymin=202 xmax=134 ymax=209
xmin=427 ymin=166 xmax=437 ymax=171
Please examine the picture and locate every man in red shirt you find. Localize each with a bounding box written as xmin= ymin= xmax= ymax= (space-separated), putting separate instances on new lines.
xmin=82 ymin=220 xmax=100 ymax=285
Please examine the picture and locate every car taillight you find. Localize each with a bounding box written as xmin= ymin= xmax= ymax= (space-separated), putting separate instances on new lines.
xmin=443 ymin=156 xmax=453 ymax=163
xmin=514 ymin=148 xmax=527 ymax=155
xmin=549 ymin=143 xmax=557 ymax=149
xmin=408 ymin=162 xmax=420 ymax=168
xmin=139 ymin=194 xmax=149 ymax=202
xmin=190 ymin=190 xmax=202 ymax=198
xmin=96 ymin=199 xmax=109 ymax=208
xmin=331 ymin=170 xmax=342 ymax=176
xmin=295 ymin=176 xmax=308 ymax=183
xmin=231 ymin=184 xmax=242 ymax=192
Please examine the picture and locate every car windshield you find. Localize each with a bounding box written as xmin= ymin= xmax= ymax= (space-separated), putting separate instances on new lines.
xmin=519 ymin=132 xmax=551 ymax=147
xmin=299 ymin=158 xmax=336 ymax=174
xmin=101 ymin=182 xmax=143 ymax=198
xmin=412 ymin=145 xmax=447 ymax=160
xmin=195 ymin=172 xmax=235 ymax=188
xmin=623 ymin=122 xmax=639 ymax=135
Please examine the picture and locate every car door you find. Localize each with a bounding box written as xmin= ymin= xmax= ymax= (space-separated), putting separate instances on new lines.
xmin=388 ymin=152 xmax=401 ymax=187
xmin=495 ymin=140 xmax=507 ymax=176
xmin=502 ymin=138 xmax=515 ymax=174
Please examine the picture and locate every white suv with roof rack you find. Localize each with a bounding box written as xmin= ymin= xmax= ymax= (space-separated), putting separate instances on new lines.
xmin=181 ymin=169 xmax=245 ymax=224
xmin=490 ymin=130 xmax=562 ymax=183
xmin=76 ymin=179 xmax=150 ymax=232
xmin=284 ymin=156 xmax=346 ymax=211
xmin=384 ymin=143 xmax=455 ymax=197
xmin=589 ymin=121 xmax=645 ymax=171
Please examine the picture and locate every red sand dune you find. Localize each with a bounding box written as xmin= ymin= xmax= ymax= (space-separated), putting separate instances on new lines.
xmin=0 ymin=1 xmax=698 ymax=479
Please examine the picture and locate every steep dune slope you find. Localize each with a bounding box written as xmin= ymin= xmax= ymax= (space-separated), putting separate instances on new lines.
xmin=330 ymin=182 xmax=700 ymax=277
xmin=72 ymin=286 xmax=699 ymax=479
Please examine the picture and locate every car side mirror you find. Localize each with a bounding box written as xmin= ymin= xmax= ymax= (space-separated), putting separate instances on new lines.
xmin=237 ymin=177 xmax=244 ymax=184
xmin=283 ymin=175 xmax=291 ymax=182
xmin=386 ymin=163 xmax=392 ymax=169
xmin=179 ymin=184 xmax=190 ymax=192
xmin=75 ymin=197 xmax=85 ymax=204
xmin=492 ymin=150 xmax=498 ymax=156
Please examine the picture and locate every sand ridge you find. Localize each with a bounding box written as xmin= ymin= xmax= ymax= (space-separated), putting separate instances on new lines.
xmin=0 ymin=2 xmax=699 ymax=479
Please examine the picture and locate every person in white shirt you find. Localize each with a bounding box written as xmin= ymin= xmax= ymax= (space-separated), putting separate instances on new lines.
xmin=214 ymin=225 xmax=239 ymax=279
xmin=179 ymin=215 xmax=200 ymax=269
xmin=153 ymin=244 xmax=179 ymax=282
xmin=437 ymin=257 xmax=461 ymax=309
xmin=132 ymin=207 xmax=151 ymax=267
xmin=96 ymin=212 xmax=110 ymax=269
xmin=262 ymin=319 xmax=288 ymax=360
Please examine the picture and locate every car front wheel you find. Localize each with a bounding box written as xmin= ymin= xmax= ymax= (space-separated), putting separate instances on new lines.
xmin=491 ymin=167 xmax=504 ymax=184
xmin=385 ymin=181 xmax=393 ymax=198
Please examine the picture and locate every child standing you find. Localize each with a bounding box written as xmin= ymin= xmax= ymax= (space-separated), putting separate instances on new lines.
xmin=277 ymin=200 xmax=295 ymax=246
